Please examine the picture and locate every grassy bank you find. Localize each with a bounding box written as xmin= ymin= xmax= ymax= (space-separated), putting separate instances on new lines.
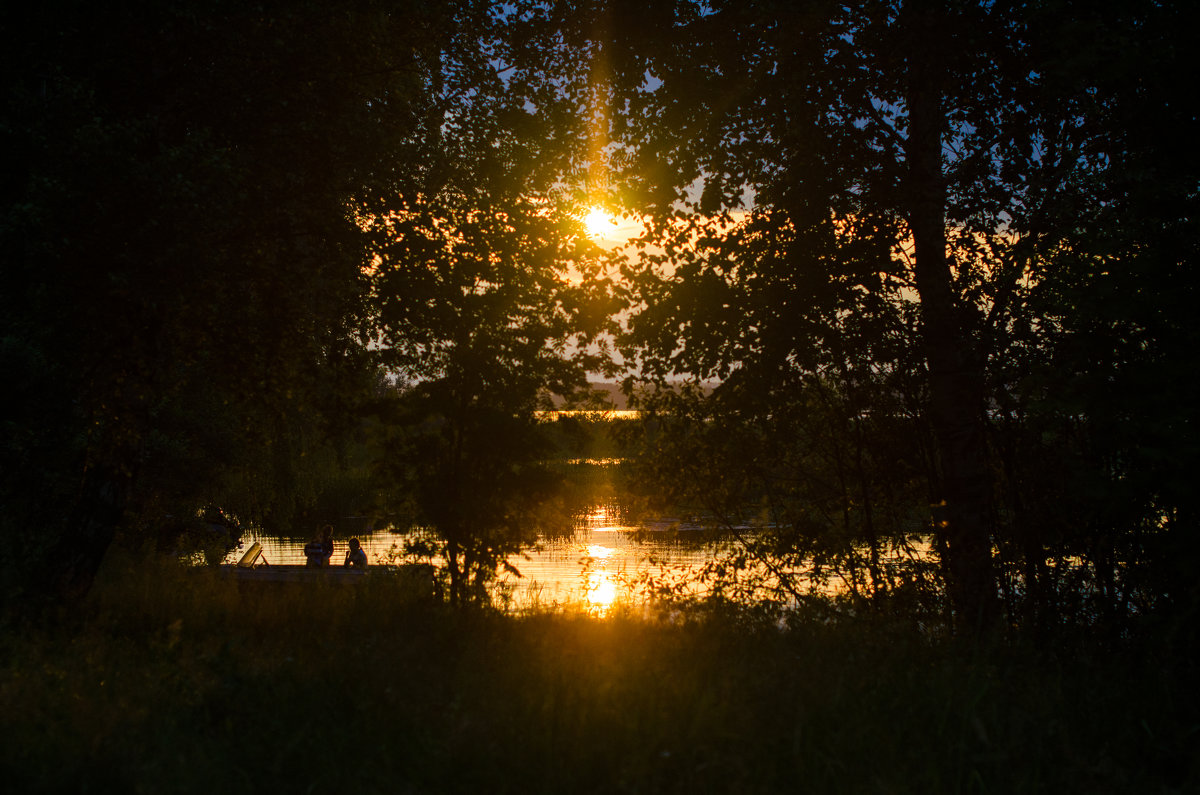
xmin=1 ymin=556 xmax=1194 ymax=794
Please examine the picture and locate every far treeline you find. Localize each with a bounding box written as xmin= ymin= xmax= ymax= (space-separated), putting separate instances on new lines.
xmin=3 ymin=1 xmax=1197 ymax=640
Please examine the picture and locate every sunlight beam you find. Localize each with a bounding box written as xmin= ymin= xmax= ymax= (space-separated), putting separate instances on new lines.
xmin=584 ymin=205 xmax=617 ymax=238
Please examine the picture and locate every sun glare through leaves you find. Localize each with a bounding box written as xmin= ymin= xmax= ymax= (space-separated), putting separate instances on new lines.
xmin=584 ymin=205 xmax=617 ymax=238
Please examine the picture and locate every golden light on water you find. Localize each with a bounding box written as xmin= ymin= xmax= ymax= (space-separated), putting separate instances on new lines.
xmin=585 ymin=571 xmax=618 ymax=611
xmin=582 ymin=503 xmax=623 ymax=531
xmin=586 ymin=543 xmax=613 ymax=559
xmin=583 ymin=543 xmax=618 ymax=614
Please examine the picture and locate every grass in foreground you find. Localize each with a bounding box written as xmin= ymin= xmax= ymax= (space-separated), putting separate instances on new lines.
xmin=1 ymin=555 xmax=1195 ymax=794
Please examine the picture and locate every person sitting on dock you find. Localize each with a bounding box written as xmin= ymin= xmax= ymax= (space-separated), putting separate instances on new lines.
xmin=303 ymin=533 xmax=326 ymax=568
xmin=320 ymin=524 xmax=335 ymax=566
xmin=344 ymin=538 xmax=368 ymax=569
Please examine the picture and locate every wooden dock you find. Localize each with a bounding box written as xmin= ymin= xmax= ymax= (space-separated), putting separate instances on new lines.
xmin=220 ymin=562 xmax=438 ymax=598
xmin=220 ymin=564 xmax=368 ymax=584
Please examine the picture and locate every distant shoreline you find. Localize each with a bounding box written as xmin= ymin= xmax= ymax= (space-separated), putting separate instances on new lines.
xmin=551 ymin=380 xmax=717 ymax=410
xmin=535 ymin=408 xmax=642 ymax=419
xmin=565 ymin=381 xmax=629 ymax=409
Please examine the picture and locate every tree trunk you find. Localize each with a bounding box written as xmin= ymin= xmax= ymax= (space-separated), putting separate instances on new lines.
xmin=447 ymin=536 xmax=463 ymax=606
xmin=904 ymin=0 xmax=999 ymax=633
xmin=33 ymin=465 xmax=129 ymax=605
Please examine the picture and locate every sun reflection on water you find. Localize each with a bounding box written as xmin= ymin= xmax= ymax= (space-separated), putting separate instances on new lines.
xmin=579 ymin=503 xmax=628 ymax=533
xmin=585 ymin=571 xmax=618 ymax=613
xmin=586 ymin=543 xmax=613 ymax=559
xmin=582 ymin=543 xmax=618 ymax=615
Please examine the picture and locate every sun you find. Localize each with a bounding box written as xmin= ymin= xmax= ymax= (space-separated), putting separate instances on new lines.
xmin=584 ymin=205 xmax=616 ymax=238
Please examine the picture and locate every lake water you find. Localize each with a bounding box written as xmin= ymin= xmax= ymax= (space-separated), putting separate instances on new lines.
xmin=222 ymin=500 xmax=716 ymax=614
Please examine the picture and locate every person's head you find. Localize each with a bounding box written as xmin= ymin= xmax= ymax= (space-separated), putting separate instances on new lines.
xmin=321 ymin=524 xmax=333 ymax=540
xmin=348 ymin=538 xmax=361 ymax=551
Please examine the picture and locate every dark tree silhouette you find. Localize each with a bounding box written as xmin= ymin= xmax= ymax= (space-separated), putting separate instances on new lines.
xmin=502 ymin=0 xmax=1200 ymax=634
xmin=362 ymin=12 xmax=616 ymax=602
xmin=1 ymin=1 xmax=478 ymax=602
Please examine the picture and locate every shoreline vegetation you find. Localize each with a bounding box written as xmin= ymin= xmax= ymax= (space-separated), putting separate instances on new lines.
xmin=1 ymin=553 xmax=1194 ymax=794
